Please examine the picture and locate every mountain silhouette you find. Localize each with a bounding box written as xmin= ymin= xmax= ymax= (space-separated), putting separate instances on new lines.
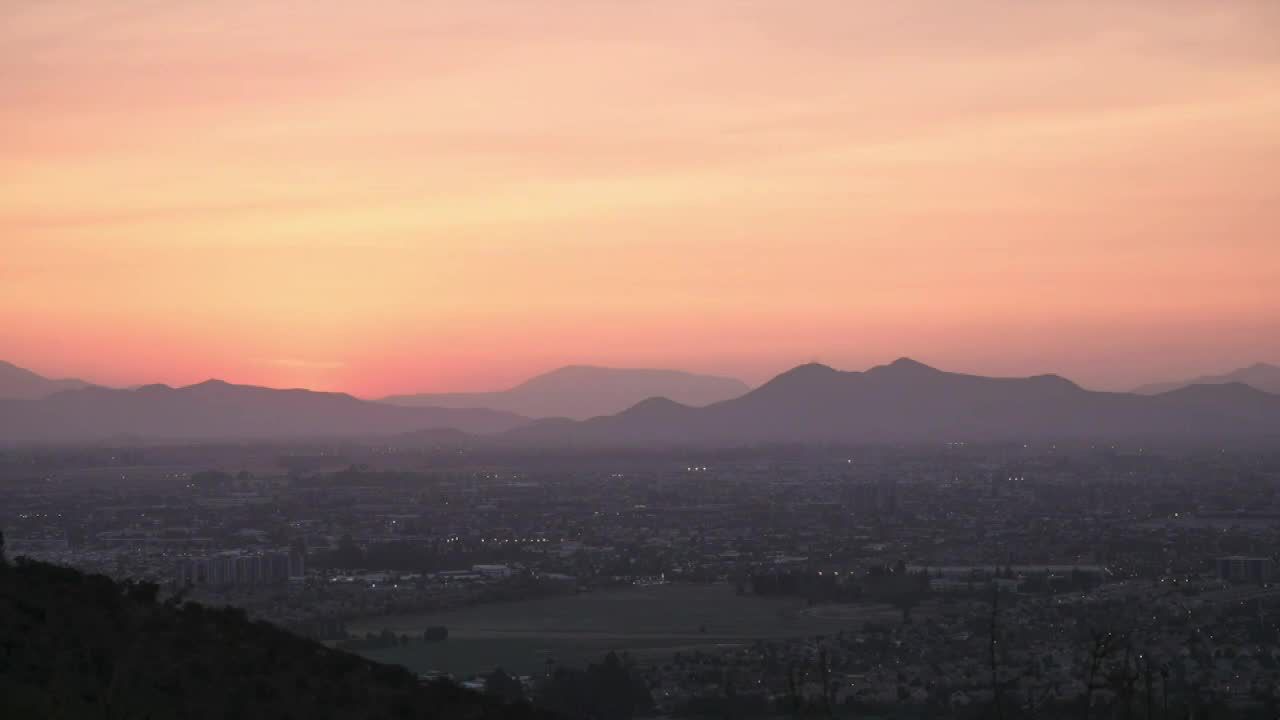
xmin=503 ymin=358 xmax=1280 ymax=447
xmin=0 ymin=379 xmax=527 ymax=445
xmin=0 ymin=360 xmax=94 ymax=399
xmin=5 ymin=359 xmax=1277 ymax=448
xmin=1133 ymin=362 xmax=1280 ymax=395
xmin=382 ymin=365 xmax=749 ymax=420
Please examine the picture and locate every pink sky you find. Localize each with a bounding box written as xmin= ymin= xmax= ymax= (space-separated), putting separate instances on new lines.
xmin=3 ymin=1 xmax=1278 ymax=396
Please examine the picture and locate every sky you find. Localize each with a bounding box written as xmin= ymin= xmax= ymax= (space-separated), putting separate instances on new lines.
xmin=3 ymin=0 xmax=1279 ymax=397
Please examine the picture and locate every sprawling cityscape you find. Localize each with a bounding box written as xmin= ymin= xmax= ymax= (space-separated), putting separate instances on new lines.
xmin=6 ymin=438 xmax=1280 ymax=717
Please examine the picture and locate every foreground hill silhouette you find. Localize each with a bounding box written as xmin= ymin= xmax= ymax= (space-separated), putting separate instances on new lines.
xmin=383 ymin=365 xmax=749 ymax=420
xmin=0 ymin=360 xmax=94 ymax=400
xmin=0 ymin=552 xmax=552 ymax=720
xmin=1133 ymin=362 xmax=1280 ymax=395
xmin=0 ymin=379 xmax=527 ymax=445
xmin=503 ymin=358 xmax=1280 ymax=447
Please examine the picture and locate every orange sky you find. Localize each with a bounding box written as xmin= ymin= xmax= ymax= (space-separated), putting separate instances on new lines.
xmin=3 ymin=1 xmax=1278 ymax=396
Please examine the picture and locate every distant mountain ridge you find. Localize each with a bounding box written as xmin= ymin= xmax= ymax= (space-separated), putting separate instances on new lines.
xmin=0 ymin=378 xmax=527 ymax=445
xmin=502 ymin=358 xmax=1280 ymax=447
xmin=0 ymin=360 xmax=94 ymax=399
xmin=383 ymin=365 xmax=750 ymax=420
xmin=1133 ymin=362 xmax=1280 ymax=395
xmin=4 ymin=358 xmax=1278 ymax=448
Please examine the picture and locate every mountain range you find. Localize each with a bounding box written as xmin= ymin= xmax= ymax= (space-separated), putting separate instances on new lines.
xmin=0 ymin=379 xmax=526 ymax=444
xmin=1 ymin=358 xmax=1277 ymax=447
xmin=502 ymin=358 xmax=1280 ymax=447
xmin=382 ymin=365 xmax=750 ymax=419
xmin=0 ymin=360 xmax=94 ymax=400
xmin=1133 ymin=362 xmax=1280 ymax=395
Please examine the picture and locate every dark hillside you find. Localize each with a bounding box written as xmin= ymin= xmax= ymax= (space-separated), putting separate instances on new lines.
xmin=0 ymin=549 xmax=552 ymax=720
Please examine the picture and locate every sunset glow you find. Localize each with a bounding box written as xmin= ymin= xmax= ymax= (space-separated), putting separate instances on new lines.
xmin=4 ymin=1 xmax=1279 ymax=395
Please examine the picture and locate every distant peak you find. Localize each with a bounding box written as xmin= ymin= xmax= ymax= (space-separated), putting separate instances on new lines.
xmin=619 ymin=395 xmax=689 ymax=417
xmin=134 ymin=383 xmax=173 ymax=392
xmin=870 ymin=357 xmax=939 ymax=375
xmin=754 ymin=363 xmax=840 ymax=393
xmin=631 ymin=396 xmax=683 ymax=409
xmin=539 ymin=364 xmax=707 ymax=378
xmin=791 ymin=362 xmax=837 ymax=373
xmin=774 ymin=363 xmax=839 ymax=380
xmin=179 ymin=378 xmax=238 ymax=392
xmin=547 ymin=364 xmax=604 ymax=373
xmin=1167 ymin=381 xmax=1263 ymax=397
xmin=1027 ymin=373 xmax=1080 ymax=389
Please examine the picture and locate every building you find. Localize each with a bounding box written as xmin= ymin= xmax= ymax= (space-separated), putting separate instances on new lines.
xmin=1216 ymin=556 xmax=1275 ymax=584
xmin=175 ymin=549 xmax=298 ymax=587
xmin=288 ymin=549 xmax=306 ymax=579
xmin=471 ymin=564 xmax=514 ymax=579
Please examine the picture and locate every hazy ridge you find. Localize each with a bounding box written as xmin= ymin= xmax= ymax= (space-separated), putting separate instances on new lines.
xmin=2 ymin=358 xmax=1278 ymax=447
xmin=0 ymin=360 xmax=94 ymax=400
xmin=1133 ymin=362 xmax=1280 ymax=395
xmin=0 ymin=378 xmax=527 ymax=444
xmin=382 ymin=365 xmax=749 ymax=420
xmin=503 ymin=358 xmax=1280 ymax=447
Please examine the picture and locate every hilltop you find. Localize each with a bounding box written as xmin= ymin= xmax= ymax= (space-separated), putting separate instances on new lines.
xmin=0 ymin=360 xmax=94 ymax=400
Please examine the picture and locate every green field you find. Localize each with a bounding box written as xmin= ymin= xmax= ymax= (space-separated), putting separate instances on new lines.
xmin=351 ymin=583 xmax=909 ymax=676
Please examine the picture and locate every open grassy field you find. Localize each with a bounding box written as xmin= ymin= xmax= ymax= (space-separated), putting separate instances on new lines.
xmin=351 ymin=583 xmax=914 ymax=676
